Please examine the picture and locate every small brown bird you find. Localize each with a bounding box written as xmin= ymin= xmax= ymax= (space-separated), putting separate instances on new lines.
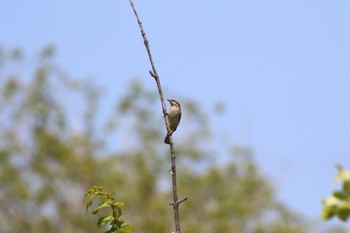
xmin=164 ymin=99 xmax=181 ymax=144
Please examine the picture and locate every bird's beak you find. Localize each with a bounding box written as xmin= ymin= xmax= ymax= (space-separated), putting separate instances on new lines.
xmin=167 ymin=99 xmax=171 ymax=103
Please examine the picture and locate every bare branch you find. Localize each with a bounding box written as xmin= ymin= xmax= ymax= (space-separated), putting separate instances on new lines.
xmin=128 ymin=1 xmax=185 ymax=232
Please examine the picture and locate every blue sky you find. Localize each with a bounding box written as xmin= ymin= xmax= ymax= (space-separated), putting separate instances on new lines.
xmin=2 ymin=0 xmax=350 ymax=229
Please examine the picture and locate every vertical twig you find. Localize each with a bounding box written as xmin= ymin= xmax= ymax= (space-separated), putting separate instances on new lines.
xmin=128 ymin=1 xmax=187 ymax=233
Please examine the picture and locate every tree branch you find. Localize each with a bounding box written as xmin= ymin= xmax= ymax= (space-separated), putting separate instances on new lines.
xmin=128 ymin=1 xmax=186 ymax=233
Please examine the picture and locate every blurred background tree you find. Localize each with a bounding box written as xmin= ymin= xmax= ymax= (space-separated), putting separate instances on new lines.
xmin=0 ymin=46 xmax=347 ymax=233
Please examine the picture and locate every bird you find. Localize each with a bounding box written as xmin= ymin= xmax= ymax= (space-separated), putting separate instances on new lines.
xmin=164 ymin=99 xmax=181 ymax=144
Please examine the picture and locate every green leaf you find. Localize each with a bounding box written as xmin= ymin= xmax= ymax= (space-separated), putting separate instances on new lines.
xmin=105 ymin=225 xmax=117 ymax=233
xmin=343 ymin=181 xmax=350 ymax=193
xmin=85 ymin=199 xmax=93 ymax=212
xmin=334 ymin=169 xmax=350 ymax=183
xmin=321 ymin=207 xmax=335 ymax=220
xmin=115 ymin=201 xmax=125 ymax=207
xmin=119 ymin=224 xmax=132 ymax=233
xmin=322 ymin=196 xmax=339 ymax=208
xmin=97 ymin=215 xmax=115 ymax=227
xmin=113 ymin=206 xmax=122 ymax=218
xmin=84 ymin=192 xmax=102 ymax=212
xmin=92 ymin=202 xmax=111 ymax=214
xmin=336 ymin=205 xmax=350 ymax=221
xmin=115 ymin=218 xmax=125 ymax=228
xmin=333 ymin=191 xmax=349 ymax=201
xmin=84 ymin=191 xmax=100 ymax=204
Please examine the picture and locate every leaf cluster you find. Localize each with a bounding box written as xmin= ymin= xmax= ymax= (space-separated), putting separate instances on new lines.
xmin=322 ymin=165 xmax=350 ymax=221
xmin=84 ymin=186 xmax=132 ymax=233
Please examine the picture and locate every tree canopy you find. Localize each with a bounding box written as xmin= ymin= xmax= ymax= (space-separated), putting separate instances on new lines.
xmin=0 ymin=46 xmax=346 ymax=233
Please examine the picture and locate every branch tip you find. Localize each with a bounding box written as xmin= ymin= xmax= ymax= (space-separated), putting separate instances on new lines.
xmin=149 ymin=70 xmax=157 ymax=78
xmin=178 ymin=196 xmax=188 ymax=205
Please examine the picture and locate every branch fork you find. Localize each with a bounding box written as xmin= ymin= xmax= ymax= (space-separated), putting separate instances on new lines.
xmin=169 ymin=196 xmax=188 ymax=207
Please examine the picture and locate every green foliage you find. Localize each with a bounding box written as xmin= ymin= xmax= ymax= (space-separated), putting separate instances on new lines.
xmin=322 ymin=165 xmax=350 ymax=221
xmin=84 ymin=186 xmax=132 ymax=233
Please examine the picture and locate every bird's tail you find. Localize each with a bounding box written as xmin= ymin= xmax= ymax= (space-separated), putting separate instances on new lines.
xmin=164 ymin=134 xmax=170 ymax=144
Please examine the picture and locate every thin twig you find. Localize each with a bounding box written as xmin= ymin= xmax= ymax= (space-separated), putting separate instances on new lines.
xmin=169 ymin=196 xmax=188 ymax=206
xmin=128 ymin=1 xmax=187 ymax=233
